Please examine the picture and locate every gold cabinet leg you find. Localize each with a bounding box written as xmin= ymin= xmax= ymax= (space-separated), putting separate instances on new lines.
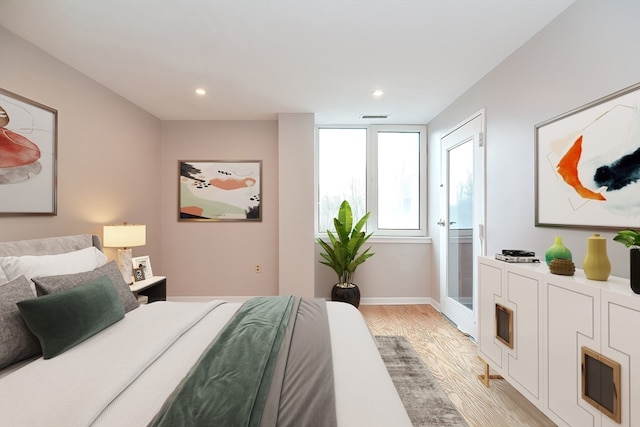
xmin=477 ymin=356 xmax=503 ymax=387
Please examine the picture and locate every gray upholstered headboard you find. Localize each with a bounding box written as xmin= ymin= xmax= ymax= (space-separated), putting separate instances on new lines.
xmin=0 ymin=234 xmax=102 ymax=257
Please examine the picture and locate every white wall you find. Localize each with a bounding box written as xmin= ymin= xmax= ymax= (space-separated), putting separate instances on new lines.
xmin=428 ymin=1 xmax=640 ymax=301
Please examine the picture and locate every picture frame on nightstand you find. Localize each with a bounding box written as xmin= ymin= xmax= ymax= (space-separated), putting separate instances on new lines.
xmin=133 ymin=267 xmax=146 ymax=282
xmin=132 ymin=255 xmax=153 ymax=278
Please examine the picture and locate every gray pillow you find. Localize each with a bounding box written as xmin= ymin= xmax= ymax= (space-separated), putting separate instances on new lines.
xmin=18 ymin=276 xmax=125 ymax=359
xmin=32 ymin=261 xmax=139 ymax=312
xmin=0 ymin=276 xmax=42 ymax=369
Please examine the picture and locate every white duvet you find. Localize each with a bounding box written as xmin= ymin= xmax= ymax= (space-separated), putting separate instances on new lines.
xmin=0 ymin=300 xmax=411 ymax=427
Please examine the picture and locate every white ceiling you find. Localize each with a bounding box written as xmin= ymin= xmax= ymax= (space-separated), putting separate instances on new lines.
xmin=0 ymin=0 xmax=574 ymax=124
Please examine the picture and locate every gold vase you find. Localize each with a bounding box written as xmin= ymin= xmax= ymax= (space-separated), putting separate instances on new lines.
xmin=583 ymin=234 xmax=611 ymax=281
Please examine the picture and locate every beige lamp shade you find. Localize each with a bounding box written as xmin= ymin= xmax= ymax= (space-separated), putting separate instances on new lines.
xmin=103 ymin=223 xmax=146 ymax=284
xmin=103 ymin=224 xmax=146 ymax=248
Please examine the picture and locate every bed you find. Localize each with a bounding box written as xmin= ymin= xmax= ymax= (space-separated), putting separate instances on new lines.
xmin=0 ymin=234 xmax=411 ymax=427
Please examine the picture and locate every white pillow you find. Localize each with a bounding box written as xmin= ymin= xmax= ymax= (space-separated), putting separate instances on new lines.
xmin=0 ymin=247 xmax=108 ymax=284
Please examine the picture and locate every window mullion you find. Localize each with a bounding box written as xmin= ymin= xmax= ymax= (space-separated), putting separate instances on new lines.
xmin=367 ymin=127 xmax=378 ymax=234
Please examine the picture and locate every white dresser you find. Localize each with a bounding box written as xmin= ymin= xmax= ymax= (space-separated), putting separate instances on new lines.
xmin=478 ymin=256 xmax=640 ymax=427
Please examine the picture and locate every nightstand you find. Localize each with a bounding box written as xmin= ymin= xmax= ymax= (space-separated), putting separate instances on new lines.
xmin=129 ymin=276 xmax=166 ymax=303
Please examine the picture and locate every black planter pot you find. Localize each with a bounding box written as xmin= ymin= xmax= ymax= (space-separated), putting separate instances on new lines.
xmin=631 ymin=248 xmax=640 ymax=294
xmin=331 ymin=284 xmax=361 ymax=308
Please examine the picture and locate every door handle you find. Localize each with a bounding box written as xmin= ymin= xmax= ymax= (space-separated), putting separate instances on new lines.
xmin=437 ymin=219 xmax=446 ymax=227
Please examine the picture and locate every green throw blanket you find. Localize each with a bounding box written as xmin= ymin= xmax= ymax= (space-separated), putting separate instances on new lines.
xmin=150 ymin=296 xmax=336 ymax=427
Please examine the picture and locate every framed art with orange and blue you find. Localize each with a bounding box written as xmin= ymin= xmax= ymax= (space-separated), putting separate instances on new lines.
xmin=535 ymin=82 xmax=640 ymax=229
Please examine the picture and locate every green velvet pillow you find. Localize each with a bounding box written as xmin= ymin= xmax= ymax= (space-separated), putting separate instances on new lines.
xmin=17 ymin=276 xmax=125 ymax=359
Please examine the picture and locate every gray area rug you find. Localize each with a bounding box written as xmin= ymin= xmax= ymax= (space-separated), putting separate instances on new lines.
xmin=375 ymin=335 xmax=469 ymax=427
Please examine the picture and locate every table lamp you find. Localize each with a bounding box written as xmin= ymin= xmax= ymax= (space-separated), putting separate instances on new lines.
xmin=103 ymin=222 xmax=146 ymax=283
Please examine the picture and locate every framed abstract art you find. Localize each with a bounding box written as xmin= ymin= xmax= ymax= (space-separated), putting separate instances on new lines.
xmin=535 ymin=82 xmax=640 ymax=229
xmin=0 ymin=88 xmax=57 ymax=215
xmin=179 ymin=160 xmax=262 ymax=222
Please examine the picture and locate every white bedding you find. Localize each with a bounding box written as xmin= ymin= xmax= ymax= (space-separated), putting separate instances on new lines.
xmin=0 ymin=300 xmax=411 ymax=427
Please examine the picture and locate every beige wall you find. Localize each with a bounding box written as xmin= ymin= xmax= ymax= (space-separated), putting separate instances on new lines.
xmin=427 ymin=0 xmax=640 ymax=301
xmin=0 ymin=27 xmax=163 ymax=265
xmin=158 ymin=120 xmax=279 ymax=297
xmin=278 ymin=113 xmax=315 ymax=298
xmin=314 ymin=240 xmax=432 ymax=302
xmin=157 ymin=117 xmax=433 ymax=300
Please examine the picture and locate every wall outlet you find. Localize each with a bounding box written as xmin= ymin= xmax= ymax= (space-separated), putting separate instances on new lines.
xmin=255 ymin=264 xmax=262 ymax=273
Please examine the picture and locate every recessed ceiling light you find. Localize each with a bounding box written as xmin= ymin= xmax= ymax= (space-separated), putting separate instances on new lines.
xmin=195 ymin=88 xmax=206 ymax=95
xmin=371 ymin=90 xmax=384 ymax=97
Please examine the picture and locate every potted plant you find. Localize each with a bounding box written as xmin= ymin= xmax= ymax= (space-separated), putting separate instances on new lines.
xmin=613 ymin=229 xmax=640 ymax=294
xmin=316 ymin=200 xmax=374 ymax=307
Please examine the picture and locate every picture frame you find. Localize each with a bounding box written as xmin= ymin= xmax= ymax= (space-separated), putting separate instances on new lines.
xmin=179 ymin=160 xmax=262 ymax=222
xmin=133 ymin=267 xmax=146 ymax=282
xmin=0 ymin=88 xmax=58 ymax=215
xmin=132 ymin=255 xmax=153 ymax=278
xmin=535 ymin=82 xmax=640 ymax=229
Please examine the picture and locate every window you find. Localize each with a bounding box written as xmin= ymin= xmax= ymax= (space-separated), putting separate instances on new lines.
xmin=316 ymin=125 xmax=427 ymax=237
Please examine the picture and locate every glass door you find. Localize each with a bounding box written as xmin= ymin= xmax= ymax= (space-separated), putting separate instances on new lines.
xmin=447 ymin=139 xmax=474 ymax=309
xmin=439 ymin=112 xmax=485 ymax=339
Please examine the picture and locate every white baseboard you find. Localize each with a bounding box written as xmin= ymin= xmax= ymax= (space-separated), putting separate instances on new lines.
xmin=167 ymin=295 xmax=440 ymax=308
xmin=359 ymin=296 xmax=437 ymax=306
xmin=429 ymin=299 xmax=441 ymax=312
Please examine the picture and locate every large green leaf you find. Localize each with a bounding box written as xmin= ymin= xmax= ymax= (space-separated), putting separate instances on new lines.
xmin=337 ymin=200 xmax=353 ymax=236
xmin=613 ymin=229 xmax=640 ymax=248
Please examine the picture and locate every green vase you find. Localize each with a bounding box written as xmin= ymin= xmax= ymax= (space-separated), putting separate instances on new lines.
xmin=545 ymin=236 xmax=572 ymax=267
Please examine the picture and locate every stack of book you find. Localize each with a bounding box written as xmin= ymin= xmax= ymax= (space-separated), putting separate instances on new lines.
xmin=495 ymin=249 xmax=540 ymax=263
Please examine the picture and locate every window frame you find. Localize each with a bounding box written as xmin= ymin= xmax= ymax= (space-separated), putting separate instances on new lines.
xmin=315 ymin=124 xmax=427 ymax=238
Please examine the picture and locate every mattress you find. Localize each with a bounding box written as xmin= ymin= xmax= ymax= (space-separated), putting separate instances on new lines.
xmin=0 ymin=299 xmax=411 ymax=426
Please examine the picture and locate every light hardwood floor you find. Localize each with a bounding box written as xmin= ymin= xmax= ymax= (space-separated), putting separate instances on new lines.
xmin=359 ymin=304 xmax=556 ymax=427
